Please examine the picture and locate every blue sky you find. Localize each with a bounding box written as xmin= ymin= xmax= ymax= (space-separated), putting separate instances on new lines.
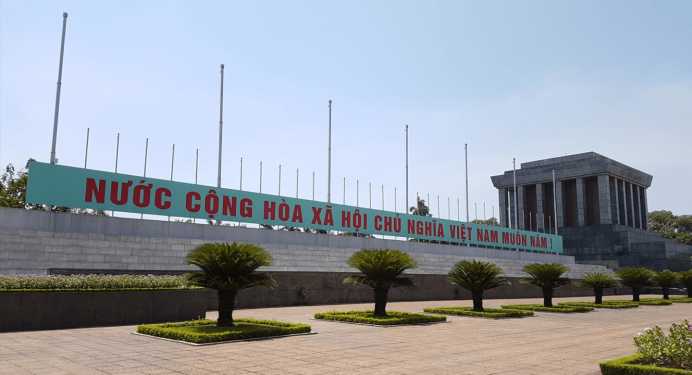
xmin=1 ymin=0 xmax=691 ymax=216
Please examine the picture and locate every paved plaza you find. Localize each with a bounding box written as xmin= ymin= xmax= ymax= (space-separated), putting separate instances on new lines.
xmin=1 ymin=295 xmax=689 ymax=375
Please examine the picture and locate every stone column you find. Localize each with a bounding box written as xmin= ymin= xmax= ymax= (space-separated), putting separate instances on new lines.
xmin=613 ymin=177 xmax=620 ymax=225
xmin=535 ymin=183 xmax=545 ymax=232
xmin=629 ymin=182 xmax=636 ymax=229
xmin=498 ymin=188 xmax=508 ymax=227
xmin=517 ymin=185 xmax=525 ymax=229
xmin=555 ymin=179 xmax=563 ymax=229
xmin=575 ymin=177 xmax=585 ymax=227
xmin=642 ymin=188 xmax=648 ymax=230
xmin=597 ymin=175 xmax=612 ymax=224
xmin=508 ymin=188 xmax=516 ymax=228
xmin=621 ymin=179 xmax=629 ymax=227
xmin=635 ymin=185 xmax=643 ymax=230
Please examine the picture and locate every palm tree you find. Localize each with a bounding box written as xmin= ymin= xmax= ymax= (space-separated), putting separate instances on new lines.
xmin=409 ymin=197 xmax=430 ymax=216
xmin=344 ymin=249 xmax=417 ymax=316
xmin=653 ymin=270 xmax=678 ymax=300
xmin=616 ymin=267 xmax=654 ymax=302
xmin=679 ymin=270 xmax=692 ymax=298
xmin=581 ymin=272 xmax=618 ymax=304
xmin=448 ymin=260 xmax=507 ymax=311
xmin=523 ymin=263 xmax=570 ymax=307
xmin=186 ymin=242 xmax=276 ymax=327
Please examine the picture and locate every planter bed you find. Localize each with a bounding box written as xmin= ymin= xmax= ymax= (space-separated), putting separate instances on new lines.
xmin=670 ymin=297 xmax=692 ymax=303
xmin=558 ymin=301 xmax=639 ymax=309
xmin=607 ymin=298 xmax=673 ymax=306
xmin=423 ymin=306 xmax=533 ymax=319
xmin=500 ymin=304 xmax=593 ymax=313
xmin=314 ymin=310 xmax=446 ymax=326
xmin=136 ymin=319 xmax=311 ymax=344
xmin=600 ymin=354 xmax=692 ymax=375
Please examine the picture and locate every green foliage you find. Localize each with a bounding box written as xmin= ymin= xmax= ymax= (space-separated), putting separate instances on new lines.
xmin=137 ymin=319 xmax=311 ymax=344
xmin=409 ymin=197 xmax=430 ymax=216
xmin=616 ymin=267 xmax=655 ymax=289
xmin=558 ymin=301 xmax=639 ymax=309
xmin=600 ymin=354 xmax=692 ymax=375
xmin=522 ymin=263 xmax=570 ymax=288
xmin=314 ymin=310 xmax=445 ymax=325
xmin=637 ymin=298 xmax=674 ymax=306
xmin=634 ymin=320 xmax=691 ymax=370
xmin=648 ymin=210 xmax=692 ymax=246
xmin=500 ymin=304 xmax=593 ymax=313
xmin=423 ymin=306 xmax=533 ymax=319
xmin=448 ymin=260 xmax=507 ymax=294
xmin=0 ymin=164 xmax=28 ymax=208
xmin=677 ymin=270 xmax=692 ymax=291
xmin=0 ymin=274 xmax=190 ymax=291
xmin=582 ymin=272 xmax=618 ymax=289
xmin=344 ymin=249 xmax=416 ymax=290
xmin=654 ymin=270 xmax=679 ymax=288
xmin=186 ymin=242 xmax=275 ymax=292
xmin=471 ymin=217 xmax=499 ymax=225
xmin=671 ymin=297 xmax=692 ymax=303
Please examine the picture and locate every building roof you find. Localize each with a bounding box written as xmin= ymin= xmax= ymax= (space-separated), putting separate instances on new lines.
xmin=490 ymin=152 xmax=653 ymax=188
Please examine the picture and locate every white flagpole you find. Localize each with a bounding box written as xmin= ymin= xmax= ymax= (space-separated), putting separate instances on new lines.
xmin=343 ymin=177 xmax=346 ymax=204
xmin=83 ymin=127 xmax=89 ymax=168
xmin=356 ymin=179 xmax=359 ymax=207
xmin=141 ymin=138 xmax=148 ymax=219
xmin=552 ymin=169 xmax=558 ymax=234
xmin=296 ymin=168 xmax=299 ymax=198
xmin=193 ymin=148 xmax=198 ymax=223
xmin=394 ymin=187 xmax=397 ymax=213
xmin=217 ymin=64 xmax=224 ymax=188
xmin=437 ymin=195 xmax=440 ymax=218
xmin=457 ymin=197 xmax=460 ymax=220
xmin=513 ymin=158 xmax=518 ymax=230
xmin=381 ymin=184 xmax=385 ymax=210
xmin=327 ymin=99 xmax=332 ymax=203
xmin=239 ymin=157 xmax=243 ymax=190
xmin=278 ymin=164 xmax=282 ymax=196
xmin=259 ymin=161 xmax=263 ymax=193
xmin=312 ymin=171 xmax=315 ymax=200
xmin=50 ymin=12 xmax=68 ymax=165
xmin=448 ymin=197 xmax=451 ymax=219
xmin=405 ymin=124 xmax=409 ymax=214
xmin=168 ymin=143 xmax=175 ymax=222
xmin=369 ymin=182 xmax=372 ymax=208
xmin=112 ymin=132 xmax=119 ymax=217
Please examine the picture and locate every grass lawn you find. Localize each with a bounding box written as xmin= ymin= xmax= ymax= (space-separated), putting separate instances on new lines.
xmin=605 ymin=298 xmax=674 ymax=306
xmin=500 ymin=304 xmax=594 ymax=313
xmin=314 ymin=310 xmax=446 ymax=326
xmin=670 ymin=297 xmax=692 ymax=303
xmin=423 ymin=306 xmax=534 ymax=319
xmin=558 ymin=301 xmax=639 ymax=309
xmin=136 ymin=319 xmax=311 ymax=344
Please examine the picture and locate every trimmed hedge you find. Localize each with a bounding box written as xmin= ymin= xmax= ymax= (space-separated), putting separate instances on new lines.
xmin=670 ymin=297 xmax=692 ymax=303
xmin=314 ymin=310 xmax=446 ymax=325
xmin=423 ymin=307 xmax=534 ymax=319
xmin=0 ymin=275 xmax=192 ymax=291
xmin=559 ymin=301 xmax=639 ymax=309
xmin=501 ymin=304 xmax=594 ymax=313
xmin=600 ymin=354 xmax=692 ymax=375
xmin=637 ymin=299 xmax=674 ymax=306
xmin=137 ymin=319 xmax=311 ymax=344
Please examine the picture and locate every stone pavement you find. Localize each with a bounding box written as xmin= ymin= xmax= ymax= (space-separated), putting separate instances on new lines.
xmin=0 ymin=295 xmax=689 ymax=375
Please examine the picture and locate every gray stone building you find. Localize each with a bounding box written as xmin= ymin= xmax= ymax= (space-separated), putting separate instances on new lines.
xmin=491 ymin=152 xmax=692 ymax=270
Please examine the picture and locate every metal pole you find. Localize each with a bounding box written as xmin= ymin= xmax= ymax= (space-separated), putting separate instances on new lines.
xmin=513 ymin=158 xmax=518 ymax=230
xmin=312 ymin=171 xmax=315 ymax=200
xmin=343 ymin=177 xmax=346 ymax=204
xmin=195 ymin=149 xmax=199 ymax=184
xmin=465 ymin=143 xmax=469 ymax=222
xmin=170 ymin=144 xmax=175 ymax=180
xmin=356 ymin=179 xmax=359 ymax=207
xmin=141 ymin=138 xmax=148 ymax=219
xmin=483 ymin=201 xmax=486 ymax=220
xmin=259 ymin=161 xmax=263 ymax=193
xmin=239 ymin=157 xmax=243 ymax=190
xmin=457 ymin=197 xmax=460 ymax=220
xmin=369 ymin=182 xmax=372 ymax=208
xmin=50 ymin=12 xmax=68 ymax=165
xmin=437 ymin=195 xmax=440 ymax=218
xmin=217 ymin=64 xmax=224 ymax=188
xmin=327 ymin=99 xmax=332 ymax=203
xmin=405 ymin=124 xmax=409 ymax=213
xmin=492 ymin=205 xmax=495 ymax=221
xmin=552 ymin=169 xmax=558 ymax=234
xmin=296 ymin=168 xmax=299 ymax=198
xmin=83 ymin=128 xmax=89 ymax=168
xmin=278 ymin=164 xmax=282 ymax=195
xmin=114 ymin=133 xmax=120 ymax=173
xmin=381 ymin=184 xmax=384 ymax=210
xmin=448 ymin=197 xmax=451 ymax=219
xmin=394 ymin=188 xmax=397 ymax=213
xmin=475 ymin=202 xmax=478 ymax=221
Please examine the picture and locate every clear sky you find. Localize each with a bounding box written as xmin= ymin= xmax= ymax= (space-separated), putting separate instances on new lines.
xmin=1 ymin=0 xmax=691 ymax=218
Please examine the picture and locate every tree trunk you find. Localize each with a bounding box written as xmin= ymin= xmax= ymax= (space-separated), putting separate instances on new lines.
xmin=688 ymin=288 xmax=691 ymax=298
xmin=217 ymin=290 xmax=237 ymax=327
xmin=632 ymin=288 xmax=640 ymax=302
xmin=373 ymin=287 xmax=389 ymax=317
xmin=543 ymin=286 xmax=554 ymax=307
xmin=471 ymin=291 xmax=484 ymax=311
xmin=594 ymin=287 xmax=603 ymax=304
xmin=662 ymin=287 xmax=669 ymax=300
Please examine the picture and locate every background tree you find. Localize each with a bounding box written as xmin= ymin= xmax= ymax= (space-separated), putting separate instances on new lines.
xmin=581 ymin=272 xmax=618 ymax=304
xmin=648 ymin=210 xmax=692 ymax=245
xmin=522 ymin=263 xmax=570 ymax=307
xmin=409 ymin=197 xmax=430 ymax=216
xmin=186 ymin=242 xmax=276 ymax=327
xmin=0 ymin=164 xmax=28 ymax=208
xmin=471 ymin=218 xmax=499 ymax=225
xmin=448 ymin=260 xmax=507 ymax=311
xmin=344 ymin=249 xmax=416 ymax=316
xmin=616 ymin=267 xmax=654 ymax=302
xmin=678 ymin=270 xmax=692 ymax=298
xmin=653 ymin=270 xmax=678 ymax=300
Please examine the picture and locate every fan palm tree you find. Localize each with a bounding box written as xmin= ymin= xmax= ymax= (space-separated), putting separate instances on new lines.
xmin=409 ymin=197 xmax=430 ymax=216
xmin=186 ymin=242 xmax=276 ymax=327
xmin=616 ymin=267 xmax=654 ymax=302
xmin=653 ymin=270 xmax=678 ymax=300
xmin=448 ymin=260 xmax=507 ymax=311
xmin=679 ymin=270 xmax=692 ymax=298
xmin=523 ymin=263 xmax=570 ymax=307
xmin=581 ymin=272 xmax=618 ymax=304
xmin=344 ymin=249 xmax=417 ymax=316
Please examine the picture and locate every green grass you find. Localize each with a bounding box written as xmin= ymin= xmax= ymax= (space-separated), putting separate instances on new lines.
xmin=423 ymin=306 xmax=534 ymax=319
xmin=670 ymin=297 xmax=692 ymax=303
xmin=500 ymin=304 xmax=594 ymax=313
xmin=558 ymin=301 xmax=639 ymax=309
xmin=137 ymin=319 xmax=311 ymax=344
xmin=599 ymin=354 xmax=692 ymax=375
xmin=603 ymin=298 xmax=674 ymax=306
xmin=314 ymin=310 xmax=446 ymax=325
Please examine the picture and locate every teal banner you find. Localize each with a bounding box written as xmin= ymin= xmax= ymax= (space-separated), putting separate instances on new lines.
xmin=26 ymin=161 xmax=563 ymax=253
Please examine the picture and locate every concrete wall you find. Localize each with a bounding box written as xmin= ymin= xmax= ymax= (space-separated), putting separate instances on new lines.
xmin=0 ymin=208 xmax=610 ymax=278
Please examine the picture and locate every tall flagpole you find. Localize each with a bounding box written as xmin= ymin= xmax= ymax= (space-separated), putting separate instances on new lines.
xmin=394 ymin=187 xmax=397 ymax=213
xmin=278 ymin=164 xmax=282 ymax=195
xmin=513 ymin=157 xmax=518 ymax=230
xmin=369 ymin=182 xmax=372 ymax=208
xmin=114 ymin=133 xmax=120 ymax=173
xmin=259 ymin=161 xmax=263 ymax=193
xmin=356 ymin=179 xmax=359 ymax=207
xmin=465 ymin=143 xmax=469 ymax=222
xmin=195 ymin=149 xmax=199 ymax=184
xmin=50 ymin=12 xmax=68 ymax=165
xmin=327 ymin=99 xmax=332 ymax=203
xmin=217 ymin=64 xmax=224 ymax=188
xmin=83 ymin=127 xmax=89 ymax=168
xmin=170 ymin=144 xmax=175 ymax=180
xmin=141 ymin=138 xmax=148 ymax=219
xmin=343 ymin=177 xmax=346 ymax=204
xmin=312 ymin=171 xmax=315 ymax=200
xmin=552 ymin=169 xmax=558 ymax=234
xmin=239 ymin=157 xmax=243 ymax=190
xmin=296 ymin=168 xmax=299 ymax=198
xmin=405 ymin=124 xmax=409 ymax=214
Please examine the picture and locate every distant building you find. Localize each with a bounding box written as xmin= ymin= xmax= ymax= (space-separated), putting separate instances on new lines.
xmin=491 ymin=152 xmax=691 ymax=270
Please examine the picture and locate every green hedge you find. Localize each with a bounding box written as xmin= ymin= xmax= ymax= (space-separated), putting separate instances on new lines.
xmin=559 ymin=301 xmax=639 ymax=309
xmin=670 ymin=297 xmax=692 ymax=303
xmin=423 ymin=307 xmax=534 ymax=319
xmin=637 ymin=299 xmax=674 ymax=306
xmin=600 ymin=354 xmax=692 ymax=375
xmin=137 ymin=319 xmax=311 ymax=344
xmin=314 ymin=310 xmax=446 ymax=325
xmin=0 ymin=275 xmax=193 ymax=291
xmin=501 ymin=304 xmax=594 ymax=313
